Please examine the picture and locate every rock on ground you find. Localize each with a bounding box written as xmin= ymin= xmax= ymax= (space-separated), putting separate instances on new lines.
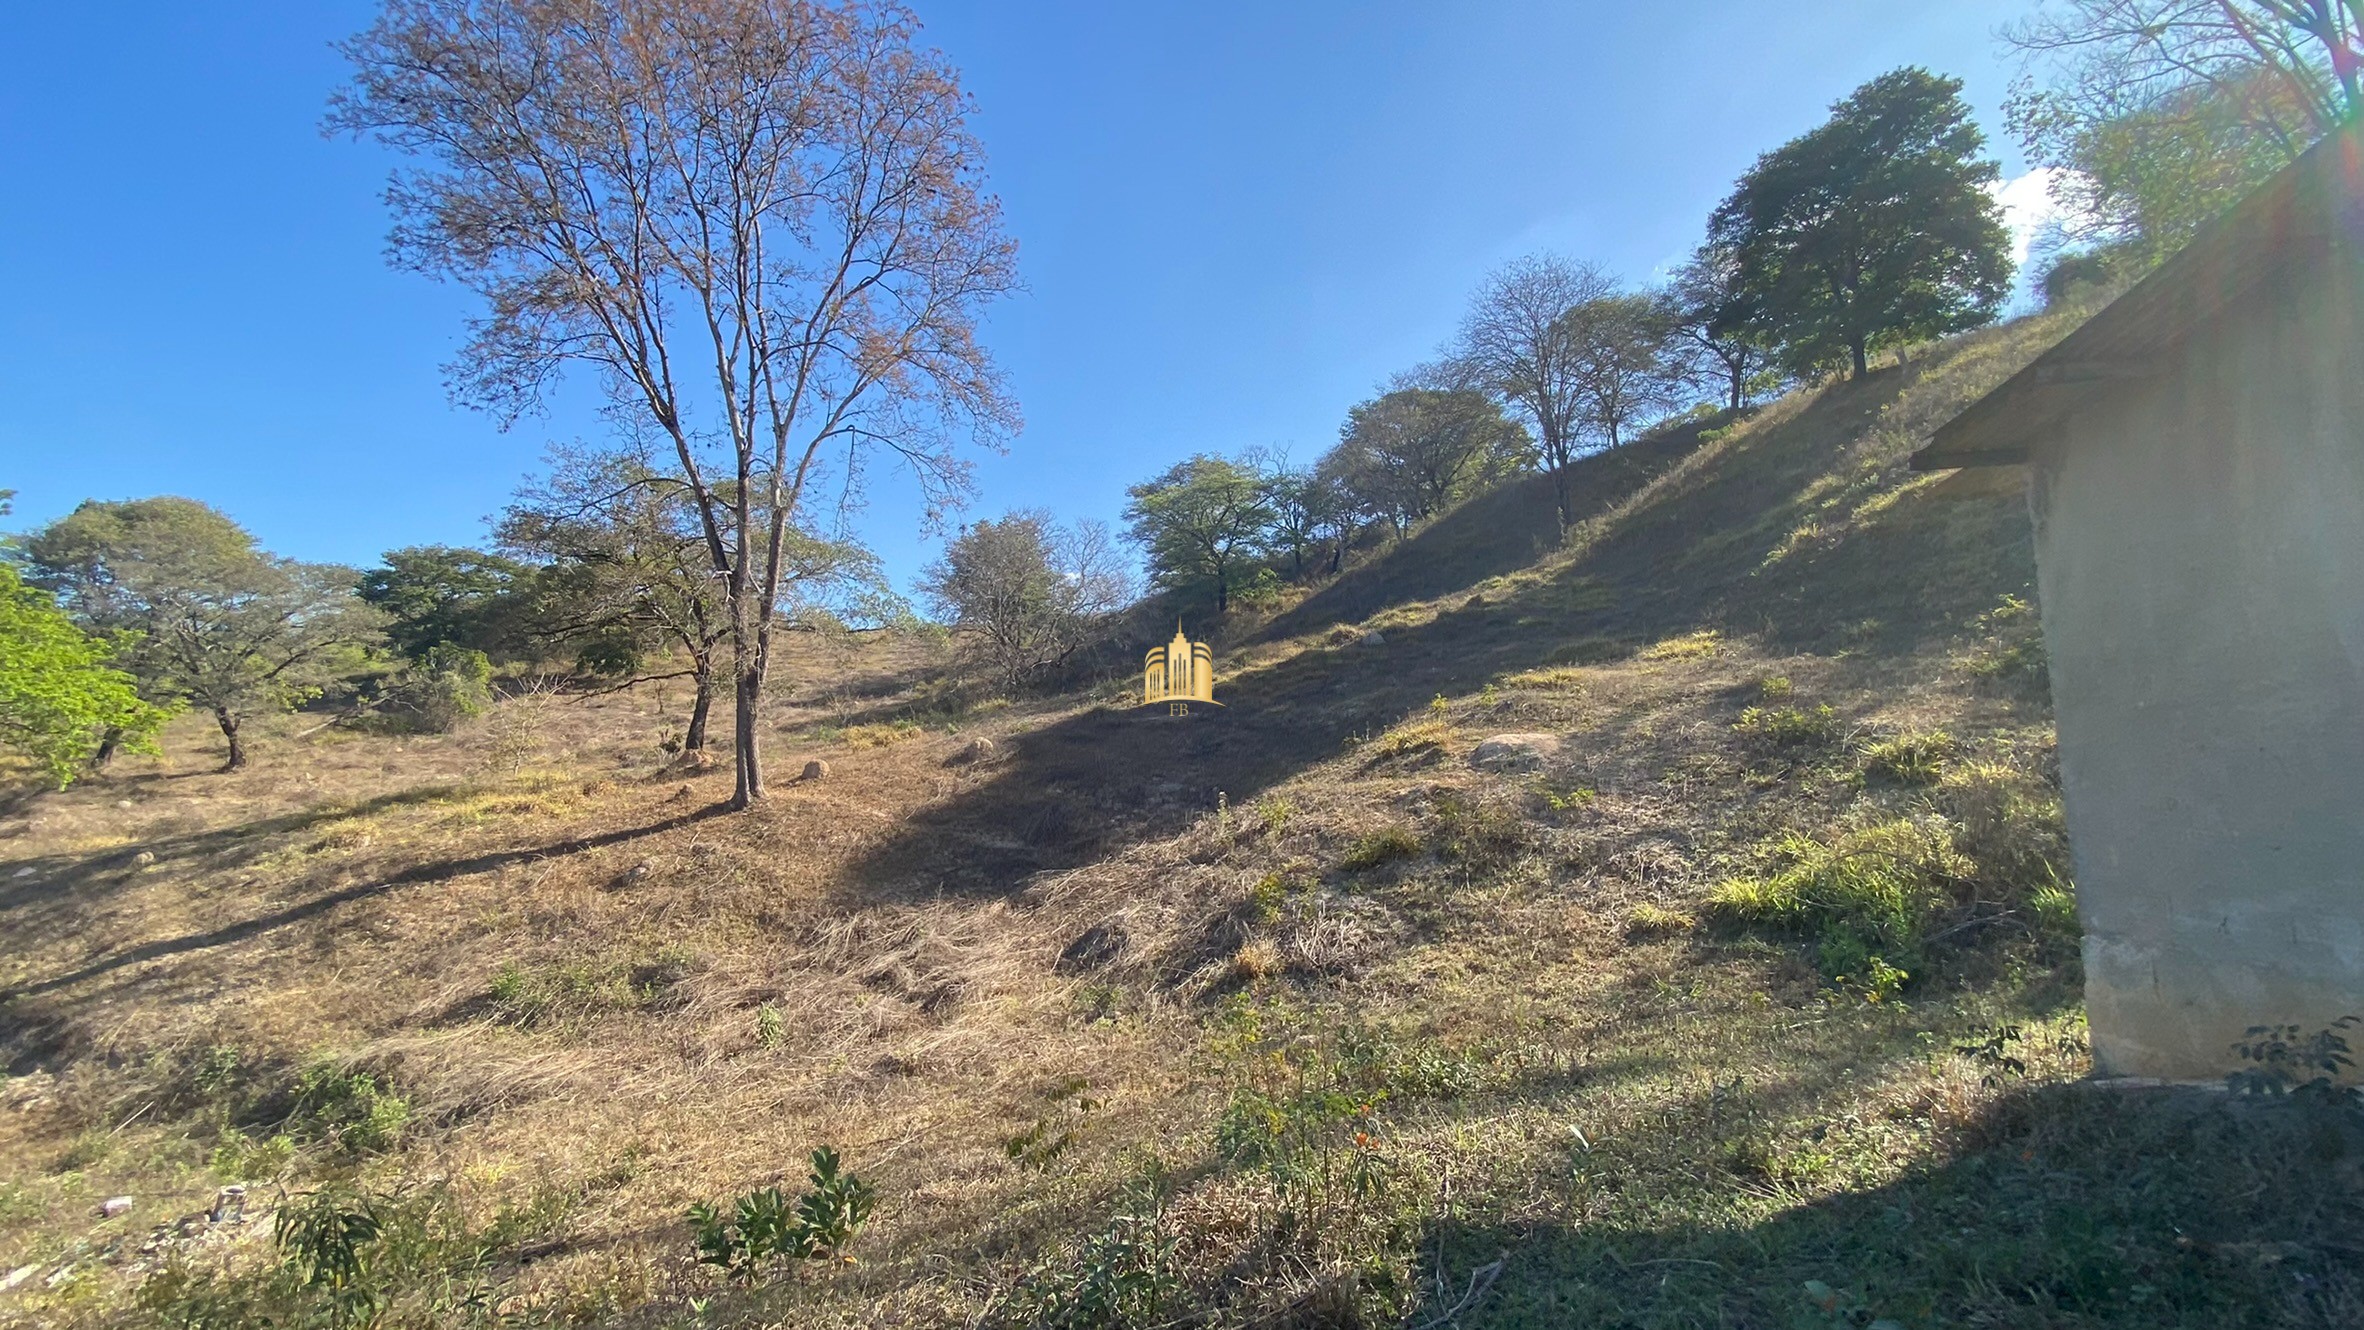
xmin=1471 ymin=732 xmax=1561 ymax=772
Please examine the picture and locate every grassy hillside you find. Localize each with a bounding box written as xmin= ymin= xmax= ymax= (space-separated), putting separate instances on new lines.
xmin=5 ymin=310 xmax=2361 ymax=1329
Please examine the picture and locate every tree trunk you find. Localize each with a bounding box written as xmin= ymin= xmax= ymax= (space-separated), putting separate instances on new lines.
xmin=1215 ymin=575 xmax=1229 ymax=614
xmin=730 ymin=666 xmax=764 ymax=808
xmin=1850 ymin=337 xmax=1869 ymax=379
xmin=684 ymin=668 xmax=714 ymax=752
xmin=93 ymin=728 xmax=122 ymax=770
xmin=1727 ymin=365 xmax=1745 ymax=412
xmin=215 ymin=708 xmax=246 ymax=773
xmin=1551 ymin=465 xmax=1573 ymax=540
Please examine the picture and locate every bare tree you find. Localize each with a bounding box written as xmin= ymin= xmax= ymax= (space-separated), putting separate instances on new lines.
xmin=1455 ymin=255 xmax=1616 ymax=537
xmin=2006 ymin=1 xmax=2363 ymax=152
xmin=1663 ymin=241 xmax=1768 ymax=413
xmin=920 ymin=512 xmax=1129 ymax=689
xmin=1561 ymin=293 xmax=1686 ymax=451
xmin=331 ymin=0 xmax=1018 ymax=808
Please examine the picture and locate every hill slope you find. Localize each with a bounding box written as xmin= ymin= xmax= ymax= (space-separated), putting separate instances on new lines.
xmin=4 ymin=310 xmax=2361 ymax=1329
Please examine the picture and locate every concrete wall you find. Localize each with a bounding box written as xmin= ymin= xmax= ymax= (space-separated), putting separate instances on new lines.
xmin=2028 ymin=250 xmax=2364 ymax=1080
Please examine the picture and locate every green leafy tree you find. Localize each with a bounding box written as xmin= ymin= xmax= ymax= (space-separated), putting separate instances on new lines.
xmin=1124 ymin=455 xmax=1274 ymax=614
xmin=0 ymin=563 xmax=169 ymax=787
xmin=357 ymin=545 xmax=531 ymax=661
xmin=23 ymin=498 xmax=382 ymax=771
xmin=2009 ymin=65 xmax=2311 ymax=272
xmin=1709 ymin=68 xmax=2013 ymax=379
xmin=1329 ymin=385 xmax=1530 ymax=536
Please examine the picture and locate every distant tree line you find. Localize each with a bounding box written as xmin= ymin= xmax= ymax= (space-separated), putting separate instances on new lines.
xmin=1056 ymin=64 xmax=2019 ymax=623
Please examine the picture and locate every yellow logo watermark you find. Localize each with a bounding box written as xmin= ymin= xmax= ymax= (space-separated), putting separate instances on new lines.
xmin=1143 ymin=622 xmax=1219 ymax=715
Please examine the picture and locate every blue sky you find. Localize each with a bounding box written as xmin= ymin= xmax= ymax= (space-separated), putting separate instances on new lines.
xmin=0 ymin=1 xmax=2040 ymax=591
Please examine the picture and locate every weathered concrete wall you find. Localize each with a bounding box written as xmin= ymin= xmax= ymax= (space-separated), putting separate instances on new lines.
xmin=2029 ymin=252 xmax=2364 ymax=1080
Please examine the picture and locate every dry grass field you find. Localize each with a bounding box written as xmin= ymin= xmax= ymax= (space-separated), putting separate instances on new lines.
xmin=6 ymin=310 xmax=2362 ymax=1328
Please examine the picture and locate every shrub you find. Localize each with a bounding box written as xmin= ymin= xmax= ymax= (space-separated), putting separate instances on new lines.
xmin=1734 ymin=703 xmax=1841 ymax=749
xmin=1340 ymin=827 xmax=1420 ymax=871
xmin=274 ymin=1185 xmax=385 ymax=1328
xmin=287 ymin=1060 xmax=409 ymax=1156
xmin=990 ymin=1214 xmax=1180 ymax=1330
xmin=1708 ymin=820 xmax=1968 ymax=982
xmin=688 ymin=1146 xmax=876 ymax=1285
xmin=400 ymin=644 xmax=493 ymax=733
xmin=1858 ymin=728 xmax=1957 ymax=784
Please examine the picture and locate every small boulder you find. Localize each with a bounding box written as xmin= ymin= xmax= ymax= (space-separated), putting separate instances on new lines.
xmin=115 ymin=799 xmax=135 ymax=810
xmin=949 ymin=736 xmax=996 ymax=765
xmin=101 ymin=1196 xmax=134 ymax=1219
xmin=800 ymin=759 xmax=830 ymax=782
xmin=1471 ymin=733 xmax=1561 ymax=772
xmin=2 ymin=1265 xmax=38 ymax=1293
xmin=1360 ymin=631 xmax=1387 ymax=647
xmin=133 ymin=851 xmax=156 ymax=867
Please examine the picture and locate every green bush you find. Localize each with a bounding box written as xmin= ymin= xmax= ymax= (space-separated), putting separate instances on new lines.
xmin=688 ymin=1146 xmax=876 ymax=1285
xmin=137 ymin=1179 xmax=571 ymax=1330
xmin=1708 ymin=820 xmax=1968 ymax=982
xmin=991 ymin=1214 xmax=1180 ymax=1329
xmin=1340 ymin=827 xmax=1421 ymax=871
xmin=400 ymin=643 xmax=493 ymax=733
xmin=1734 ymin=703 xmax=1840 ymax=749
xmin=288 ymin=1060 xmax=409 ymax=1156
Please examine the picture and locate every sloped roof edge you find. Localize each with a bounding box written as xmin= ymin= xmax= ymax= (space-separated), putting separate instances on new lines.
xmin=1914 ymin=124 xmax=2364 ymax=471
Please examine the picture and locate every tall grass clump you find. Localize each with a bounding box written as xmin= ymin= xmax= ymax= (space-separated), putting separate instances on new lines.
xmin=1709 ymin=819 xmax=1968 ymax=986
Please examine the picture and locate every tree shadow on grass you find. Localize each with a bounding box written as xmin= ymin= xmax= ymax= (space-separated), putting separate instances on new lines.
xmin=838 ymin=361 xmax=2038 ymax=905
xmin=0 ymin=802 xmax=730 ymax=1024
xmin=0 ymin=783 xmax=478 ymax=916
xmin=1418 ymin=1084 xmax=2364 ymax=1329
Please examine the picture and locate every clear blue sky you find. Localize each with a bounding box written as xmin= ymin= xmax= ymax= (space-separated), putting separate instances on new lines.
xmin=0 ymin=1 xmax=2038 ymax=591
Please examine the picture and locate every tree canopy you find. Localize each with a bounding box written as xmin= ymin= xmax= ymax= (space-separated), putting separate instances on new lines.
xmin=920 ymin=512 xmax=1129 ymax=689
xmin=1709 ymin=68 xmax=2014 ymax=379
xmin=0 ymin=557 xmax=169 ymax=788
xmin=23 ymin=498 xmax=381 ymax=771
xmin=359 ymin=545 xmax=532 ymax=660
xmin=1125 ymin=457 xmax=1274 ymax=614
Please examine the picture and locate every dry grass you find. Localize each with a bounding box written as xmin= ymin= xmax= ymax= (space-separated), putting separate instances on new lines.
xmin=3 ymin=312 xmax=2354 ymax=1328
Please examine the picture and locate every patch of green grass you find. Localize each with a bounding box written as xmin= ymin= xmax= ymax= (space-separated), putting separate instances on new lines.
xmin=1368 ymin=718 xmax=1452 ymax=759
xmin=1735 ymin=703 xmax=1841 ymax=749
xmin=1623 ymin=903 xmax=1698 ymax=941
xmin=1340 ymin=827 xmax=1422 ymax=871
xmin=1708 ymin=819 xmax=1968 ymax=983
xmin=1858 ymin=729 xmax=1957 ymax=785
xmin=1642 ymin=629 xmax=1723 ymax=661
